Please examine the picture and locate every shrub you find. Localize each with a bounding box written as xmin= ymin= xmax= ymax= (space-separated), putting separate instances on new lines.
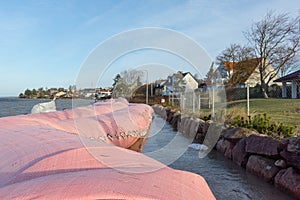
xmin=231 ymin=113 xmax=295 ymax=138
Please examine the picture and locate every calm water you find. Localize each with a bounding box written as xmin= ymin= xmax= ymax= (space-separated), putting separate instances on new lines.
xmin=0 ymin=97 xmax=294 ymax=199
xmin=144 ymin=116 xmax=294 ymax=200
xmin=0 ymin=97 xmax=94 ymax=117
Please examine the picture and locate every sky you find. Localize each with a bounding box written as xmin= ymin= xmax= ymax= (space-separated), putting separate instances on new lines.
xmin=0 ymin=0 xmax=299 ymax=96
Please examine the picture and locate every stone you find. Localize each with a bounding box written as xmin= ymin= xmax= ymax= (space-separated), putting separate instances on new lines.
xmin=189 ymin=118 xmax=201 ymax=138
xmin=280 ymin=137 xmax=300 ymax=171
xmin=152 ymin=105 xmax=167 ymax=119
xmin=231 ymin=138 xmax=249 ymax=168
xmin=274 ymin=167 xmax=300 ymax=199
xmin=246 ymin=155 xmax=280 ymax=183
xmin=286 ymin=137 xmax=300 ymax=152
xmin=170 ymin=112 xmax=181 ymax=131
xmin=223 ymin=127 xmax=258 ymax=144
xmin=245 ymin=134 xmax=283 ymax=158
xmin=206 ymin=120 xmax=214 ymax=125
xmin=178 ymin=117 xmax=191 ymax=135
xmin=197 ymin=119 xmax=207 ymax=134
xmin=216 ymin=138 xmax=235 ymax=159
xmin=274 ymin=159 xmax=287 ymax=168
xmin=166 ymin=111 xmax=174 ymax=122
xmin=280 ymin=150 xmax=300 ymax=171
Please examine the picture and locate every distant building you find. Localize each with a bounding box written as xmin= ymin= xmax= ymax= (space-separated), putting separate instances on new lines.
xmin=154 ymin=71 xmax=198 ymax=96
xmin=82 ymin=88 xmax=96 ymax=98
xmin=96 ymin=89 xmax=112 ymax=99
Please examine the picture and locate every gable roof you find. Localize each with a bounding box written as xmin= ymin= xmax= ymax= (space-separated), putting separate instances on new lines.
xmin=182 ymin=72 xmax=198 ymax=82
xmin=274 ymin=69 xmax=300 ymax=82
xmin=227 ymin=58 xmax=261 ymax=85
xmin=222 ymin=62 xmax=238 ymax=71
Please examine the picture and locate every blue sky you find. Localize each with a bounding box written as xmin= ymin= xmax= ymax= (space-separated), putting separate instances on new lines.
xmin=0 ymin=0 xmax=299 ymax=96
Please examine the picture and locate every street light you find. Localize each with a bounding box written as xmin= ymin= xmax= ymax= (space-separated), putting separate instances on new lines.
xmin=144 ymin=70 xmax=149 ymax=104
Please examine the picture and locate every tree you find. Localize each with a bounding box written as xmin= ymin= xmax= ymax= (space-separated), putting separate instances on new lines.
xmin=24 ymin=89 xmax=32 ymax=97
xmin=216 ymin=44 xmax=254 ymax=80
xmin=112 ymin=70 xmax=144 ymax=98
xmin=205 ymin=62 xmax=220 ymax=85
xmin=32 ymin=89 xmax=37 ymax=95
xmin=112 ymin=74 xmax=121 ymax=89
xmin=244 ymin=11 xmax=300 ymax=98
xmin=136 ymin=76 xmax=142 ymax=87
xmin=19 ymin=93 xmax=24 ymax=98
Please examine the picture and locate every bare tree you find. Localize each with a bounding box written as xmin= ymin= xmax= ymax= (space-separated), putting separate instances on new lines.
xmin=244 ymin=11 xmax=300 ymax=98
xmin=112 ymin=69 xmax=144 ymax=98
xmin=216 ymin=44 xmax=254 ymax=80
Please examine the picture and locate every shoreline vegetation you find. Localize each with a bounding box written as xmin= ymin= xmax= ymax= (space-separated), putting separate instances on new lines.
xmin=18 ymin=86 xmax=112 ymax=100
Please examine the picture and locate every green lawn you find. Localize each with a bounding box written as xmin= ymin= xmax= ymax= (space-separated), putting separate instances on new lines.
xmin=227 ymin=98 xmax=300 ymax=126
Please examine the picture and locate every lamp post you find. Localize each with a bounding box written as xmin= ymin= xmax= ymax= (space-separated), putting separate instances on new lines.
xmin=142 ymin=70 xmax=149 ymax=104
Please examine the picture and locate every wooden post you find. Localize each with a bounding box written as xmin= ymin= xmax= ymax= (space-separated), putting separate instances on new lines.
xmin=247 ymin=84 xmax=250 ymax=117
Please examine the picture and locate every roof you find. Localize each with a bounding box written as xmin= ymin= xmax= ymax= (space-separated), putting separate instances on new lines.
xmin=55 ymin=91 xmax=66 ymax=97
xmin=228 ymin=58 xmax=261 ymax=85
xmin=223 ymin=62 xmax=238 ymax=71
xmin=274 ymin=69 xmax=300 ymax=82
xmin=182 ymin=72 xmax=198 ymax=82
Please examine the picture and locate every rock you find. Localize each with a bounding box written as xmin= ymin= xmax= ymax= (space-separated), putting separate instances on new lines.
xmin=178 ymin=117 xmax=191 ymax=135
xmin=164 ymin=107 xmax=172 ymax=120
xmin=152 ymin=105 xmax=167 ymax=119
xmin=223 ymin=127 xmax=258 ymax=144
xmin=216 ymin=138 xmax=235 ymax=159
xmin=245 ymin=134 xmax=283 ymax=158
xmin=206 ymin=120 xmax=214 ymax=125
xmin=286 ymin=137 xmax=300 ymax=152
xmin=246 ymin=155 xmax=280 ymax=183
xmin=274 ymin=159 xmax=287 ymax=168
xmin=197 ymin=119 xmax=207 ymax=134
xmin=166 ymin=110 xmax=174 ymax=122
xmin=170 ymin=111 xmax=181 ymax=131
xmin=189 ymin=118 xmax=201 ymax=138
xmin=280 ymin=137 xmax=300 ymax=171
xmin=274 ymin=167 xmax=300 ymax=199
xmin=280 ymin=150 xmax=300 ymax=171
xmin=231 ymin=138 xmax=249 ymax=168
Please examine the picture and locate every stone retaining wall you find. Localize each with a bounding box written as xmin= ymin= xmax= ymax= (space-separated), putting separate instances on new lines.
xmin=152 ymin=104 xmax=300 ymax=199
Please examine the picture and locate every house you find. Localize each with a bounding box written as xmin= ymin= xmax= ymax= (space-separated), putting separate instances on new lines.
xmin=96 ymin=88 xmax=112 ymax=99
xmin=274 ymin=69 xmax=300 ymax=99
xmin=81 ymin=88 xmax=96 ymax=98
xmin=216 ymin=58 xmax=281 ymax=88
xmin=153 ymin=79 xmax=166 ymax=96
xmin=154 ymin=71 xmax=198 ymax=96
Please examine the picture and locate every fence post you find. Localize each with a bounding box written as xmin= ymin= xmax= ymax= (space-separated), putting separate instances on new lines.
xmin=183 ymin=93 xmax=185 ymax=110
xmin=247 ymin=84 xmax=250 ymax=117
xmin=192 ymin=92 xmax=195 ymax=113
xmin=198 ymin=92 xmax=201 ymax=110
xmin=212 ymin=87 xmax=215 ymax=118
xmin=208 ymin=89 xmax=211 ymax=109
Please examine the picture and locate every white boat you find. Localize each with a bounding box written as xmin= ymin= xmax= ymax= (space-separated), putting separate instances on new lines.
xmin=31 ymin=96 xmax=56 ymax=114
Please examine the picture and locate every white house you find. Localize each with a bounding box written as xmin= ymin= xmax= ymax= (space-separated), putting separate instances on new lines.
xmin=155 ymin=71 xmax=198 ymax=96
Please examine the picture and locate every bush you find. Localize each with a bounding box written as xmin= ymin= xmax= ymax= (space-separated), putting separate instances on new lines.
xmin=232 ymin=113 xmax=295 ymax=138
